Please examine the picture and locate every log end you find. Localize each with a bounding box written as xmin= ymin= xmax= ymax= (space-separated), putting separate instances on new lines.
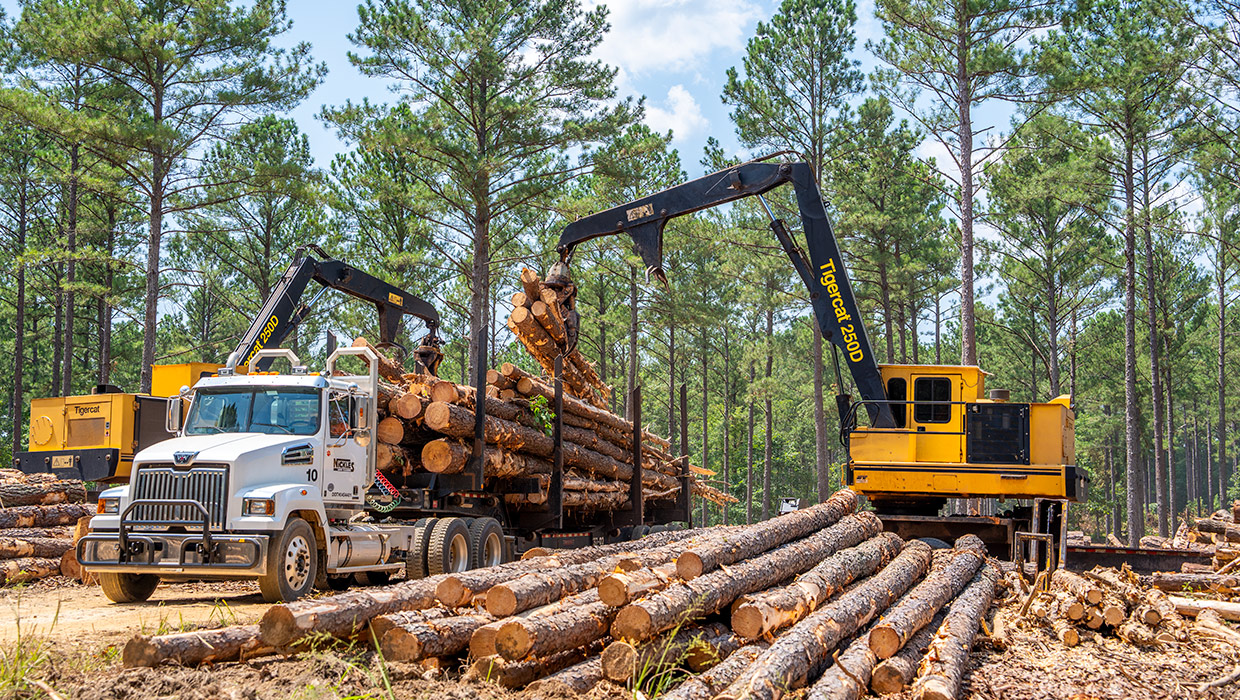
xmin=869 ymin=626 xmax=902 ymax=660
xmin=258 ymin=606 xmax=298 ymax=648
xmin=495 ymin=620 xmax=533 ymax=661
xmin=917 ymin=678 xmax=955 ymax=700
xmin=1103 ymin=605 xmax=1126 ymax=627
xmin=598 ymin=575 xmax=630 ymax=608
xmin=122 ymin=634 xmax=159 ymax=668
xmin=1142 ymin=609 xmax=1162 ymax=626
xmin=1065 ymin=601 xmax=1085 ymax=620
xmin=870 ymin=664 xmax=907 ymax=695
xmin=380 ymin=628 xmax=422 ymax=662
xmin=1085 ymin=590 xmax=1103 ymax=605
xmin=485 ymin=585 xmax=519 ymax=618
xmin=470 ymin=626 xmax=499 ymax=659
xmin=611 ymin=605 xmax=653 ymax=642
xmin=422 ymin=439 xmax=462 ymax=474
xmin=436 ymin=577 xmax=468 ymax=608
xmin=730 ymin=604 xmax=766 ymax=640
xmin=600 ymin=641 xmax=637 ymax=682
xmin=676 ymin=553 xmax=704 ymax=580
xmin=423 ymin=402 xmax=452 ymax=432
xmin=521 ymin=547 xmax=551 ymax=560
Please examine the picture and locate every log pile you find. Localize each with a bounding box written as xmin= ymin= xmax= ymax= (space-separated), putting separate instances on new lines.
xmin=1184 ymin=510 xmax=1240 ymax=572
xmin=0 ymin=469 xmax=92 ymax=586
xmin=121 ymin=489 xmax=1010 ymax=700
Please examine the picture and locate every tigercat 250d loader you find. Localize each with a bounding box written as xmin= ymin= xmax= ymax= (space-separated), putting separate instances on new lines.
xmin=552 ymin=157 xmax=1086 ymax=561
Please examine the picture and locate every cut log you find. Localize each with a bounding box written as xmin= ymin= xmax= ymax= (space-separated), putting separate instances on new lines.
xmin=1195 ymin=517 xmax=1240 ymax=542
xmin=0 ymin=481 xmax=86 ymax=507
xmin=1166 ymin=595 xmax=1240 ymax=621
xmin=1148 ymin=571 xmax=1240 ymax=595
xmin=124 ymin=624 xmax=273 ymax=667
xmin=910 ymin=562 xmax=1002 ymax=700
xmin=464 ymin=644 xmax=600 ymax=689
xmin=870 ymin=610 xmax=945 ymax=695
xmin=0 ymin=557 xmax=63 ymax=584
xmin=614 ymin=513 xmax=881 ymax=641
xmin=496 ymin=593 xmax=615 ymax=661
xmin=718 ymin=541 xmax=934 ymax=700
xmin=531 ymin=300 xmax=567 ymax=344
xmin=0 ymin=536 xmax=74 ymax=560
xmin=260 ymin=575 xmax=448 ymax=647
xmin=379 ymin=612 xmax=493 ymax=661
xmin=520 ymin=268 xmax=543 ymax=304
xmin=367 ymin=608 xmax=454 ymax=642
xmin=390 ymin=392 xmax=424 ymax=420
xmin=677 ymin=489 xmax=859 ymax=580
xmin=377 ymin=417 xmax=405 ymax=445
xmin=807 ymin=631 xmax=877 ymax=700
xmin=420 ymin=439 xmax=552 ymax=477
xmin=868 ymin=535 xmax=987 ymax=659
xmin=1052 ymin=569 xmax=1104 ymax=605
xmin=472 ymin=588 xmax=599 ymax=658
xmin=601 ymin=622 xmax=732 ymax=683
xmin=599 ymin=561 xmax=679 ymax=607
xmin=661 ymin=643 xmax=769 ymax=700
xmin=686 ymin=631 xmax=744 ymax=672
xmin=0 ymin=527 xmax=72 ymax=539
xmin=1117 ymin=619 xmax=1157 ymax=646
xmin=351 ymin=337 xmax=405 ymax=383
xmin=732 ymin=532 xmax=903 ymax=639
xmin=0 ymin=503 xmax=94 ymax=529
xmin=375 ymin=442 xmax=414 ymax=473
xmin=524 ymin=655 xmax=605 ymax=696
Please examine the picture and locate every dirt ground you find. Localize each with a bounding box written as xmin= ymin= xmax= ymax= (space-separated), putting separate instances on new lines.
xmin=3 ymin=579 xmax=1240 ymax=700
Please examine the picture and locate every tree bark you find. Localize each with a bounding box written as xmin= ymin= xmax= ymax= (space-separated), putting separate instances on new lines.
xmin=909 ymin=562 xmax=1002 ymax=700
xmin=813 ymin=326 xmax=830 ymax=502
xmin=746 ymin=362 xmax=755 ymax=525
xmin=124 ymin=624 xmax=273 ymax=667
xmin=1124 ymin=135 xmax=1143 ymax=546
xmin=260 ymin=576 xmax=447 ymax=647
xmin=0 ymin=481 xmax=85 ymax=507
xmin=598 ymin=561 xmax=678 ymax=607
xmin=496 ymin=596 xmax=615 ymax=661
xmin=0 ymin=556 xmax=62 ymax=584
xmin=807 ymin=631 xmax=877 ymax=700
xmin=601 ymin=622 xmax=732 ymax=682
xmin=0 ymin=536 xmax=74 ymax=560
xmin=524 ymin=655 xmax=604 ymax=696
xmin=464 ymin=645 xmax=600 ymax=689
xmin=1166 ymin=595 xmax=1240 ymax=621
xmin=379 ymin=612 xmax=493 ymax=661
xmin=421 ymin=439 xmax=552 ymax=477
xmin=614 ymin=512 xmax=880 ymax=642
xmin=661 ymin=643 xmax=769 ymax=700
xmin=732 ymin=532 xmax=903 ymax=639
xmin=870 ymin=610 xmax=945 ymax=695
xmin=957 ymin=22 xmax=976 ymax=366
xmin=1195 ymin=518 xmax=1240 ymax=542
xmin=719 ymin=541 xmax=933 ymax=700
xmin=763 ymin=308 xmax=774 ymax=520
xmin=11 ymin=170 xmax=27 ymax=456
xmin=0 ymin=504 xmax=93 ymax=529
xmin=678 ymin=489 xmax=859 ymax=579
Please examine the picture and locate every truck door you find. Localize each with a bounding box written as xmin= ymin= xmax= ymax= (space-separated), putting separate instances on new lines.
xmin=323 ymin=390 xmax=368 ymax=506
xmin=910 ymin=374 xmax=963 ymax=464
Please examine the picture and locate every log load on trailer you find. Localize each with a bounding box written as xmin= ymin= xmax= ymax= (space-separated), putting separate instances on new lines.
xmin=553 ymin=156 xmax=1087 ymax=559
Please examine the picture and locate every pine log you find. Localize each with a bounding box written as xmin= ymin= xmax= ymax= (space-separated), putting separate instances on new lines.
xmin=1195 ymin=608 xmax=1240 ymax=645
xmin=487 ymin=368 xmax=515 ymax=390
xmin=260 ymin=575 xmax=449 ymax=647
xmin=807 ymin=632 xmax=877 ymax=700
xmin=506 ymin=490 xmax=629 ymax=511
xmin=601 ymin=622 xmax=732 ymax=683
xmin=390 ymin=392 xmax=424 ymax=420
xmin=870 ymin=610 xmax=945 ymax=695
xmin=376 ymin=442 xmax=414 ymax=473
xmin=524 ymin=655 xmax=605 ymax=696
xmin=1195 ymin=517 xmax=1240 ymax=542
xmin=0 ymin=536 xmax=74 ymax=560
xmin=0 ymin=527 xmax=72 ymax=539
xmin=869 ymin=535 xmax=987 ymax=659
xmin=531 ymin=300 xmax=567 ymax=344
xmin=732 ymin=532 xmax=903 ymax=639
xmin=719 ymin=541 xmax=934 ymax=700
xmin=614 ymin=513 xmax=882 ymax=642
xmin=367 ymin=608 xmax=453 ymax=642
xmin=1052 ymin=569 xmax=1104 ymax=605
xmin=496 ymin=594 xmax=615 ymax=661
xmin=464 ymin=644 xmax=600 ymax=689
xmin=351 ymin=337 xmax=406 ymax=383
xmin=686 ymin=631 xmax=745 ymax=672
xmin=910 ymin=562 xmax=1002 ymax=700
xmin=377 ymin=417 xmax=405 ymax=445
xmin=599 ymin=561 xmax=679 ymax=607
xmin=378 ymin=612 xmax=493 ymax=661
xmin=1086 ymin=566 xmax=1143 ymax=605
xmin=661 ymin=643 xmax=769 ymax=700
xmin=421 ymin=439 xmax=552 ymax=477
xmin=0 ymin=503 xmax=94 ymax=529
xmin=520 ymin=268 xmax=543 ymax=303
xmin=0 ymin=481 xmax=86 ymax=507
xmin=1148 ymin=571 xmax=1240 ymax=594
xmin=124 ymin=625 xmax=273 ymax=667
xmin=677 ymin=489 xmax=859 ymax=580
xmin=1117 ymin=619 xmax=1158 ymax=645
xmin=1048 ymin=617 xmax=1080 ymax=646
xmin=0 ymin=557 xmax=62 ymax=584
xmin=1166 ymin=595 xmax=1240 ymax=621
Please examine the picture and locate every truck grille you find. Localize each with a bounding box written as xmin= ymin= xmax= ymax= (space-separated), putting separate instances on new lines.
xmin=130 ymin=464 xmax=229 ymax=530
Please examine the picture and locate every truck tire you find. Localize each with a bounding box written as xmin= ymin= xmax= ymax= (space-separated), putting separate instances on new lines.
xmin=469 ymin=518 xmax=505 ymax=568
xmin=406 ymin=517 xmax=436 ymax=580
xmin=631 ymin=524 xmax=651 ymax=540
xmin=427 ymin=518 xmax=471 ymax=575
xmin=259 ymin=517 xmax=317 ymax=603
xmin=99 ymin=572 xmax=159 ymax=603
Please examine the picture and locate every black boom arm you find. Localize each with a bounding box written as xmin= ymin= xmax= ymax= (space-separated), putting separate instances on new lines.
xmin=556 ymin=160 xmax=894 ymax=428
xmin=233 ymin=245 xmax=442 ymax=372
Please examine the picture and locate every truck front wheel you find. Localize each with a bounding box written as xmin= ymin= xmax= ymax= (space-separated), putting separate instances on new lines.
xmin=259 ymin=518 xmax=318 ymax=602
xmin=99 ymin=572 xmax=159 ymax=603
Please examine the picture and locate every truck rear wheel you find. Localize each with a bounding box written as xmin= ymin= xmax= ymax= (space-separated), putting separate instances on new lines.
xmin=99 ymin=572 xmax=159 ymax=603
xmin=428 ymin=518 xmax=471 ymax=575
xmin=469 ymin=518 xmax=505 ymax=568
xmin=406 ymin=517 xmax=436 ymax=580
xmin=259 ymin=517 xmax=317 ymax=603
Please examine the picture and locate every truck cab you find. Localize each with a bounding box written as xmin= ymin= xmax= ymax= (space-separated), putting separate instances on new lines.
xmin=79 ymin=347 xmax=413 ymax=603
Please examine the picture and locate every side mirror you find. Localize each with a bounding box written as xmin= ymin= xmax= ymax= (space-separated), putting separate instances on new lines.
xmin=166 ymin=397 xmax=184 ymax=433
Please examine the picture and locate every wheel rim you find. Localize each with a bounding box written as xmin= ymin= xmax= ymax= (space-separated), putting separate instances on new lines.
xmin=283 ymin=534 xmax=312 ymax=590
xmin=449 ymin=533 xmax=470 ymax=572
xmin=482 ymin=531 xmax=503 ymax=567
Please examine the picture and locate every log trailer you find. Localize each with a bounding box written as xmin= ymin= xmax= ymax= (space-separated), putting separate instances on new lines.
xmin=554 ymin=157 xmax=1087 ymax=561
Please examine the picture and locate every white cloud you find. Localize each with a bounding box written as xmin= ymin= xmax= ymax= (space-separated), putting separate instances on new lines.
xmin=589 ymin=0 xmax=764 ymax=78
xmin=645 ymin=85 xmax=710 ymax=141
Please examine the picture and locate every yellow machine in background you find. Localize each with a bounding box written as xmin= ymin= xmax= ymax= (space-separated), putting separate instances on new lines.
xmin=848 ymin=364 xmax=1084 ymax=509
xmin=16 ymin=363 xmax=219 ymax=483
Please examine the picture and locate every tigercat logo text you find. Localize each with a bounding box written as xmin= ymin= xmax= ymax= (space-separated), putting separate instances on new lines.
xmin=819 ymin=259 xmax=865 ymax=362
xmin=243 ymin=314 xmax=281 ymax=365
xmin=626 ymin=203 xmax=654 ymax=221
xmin=73 ymin=405 xmax=101 ymax=416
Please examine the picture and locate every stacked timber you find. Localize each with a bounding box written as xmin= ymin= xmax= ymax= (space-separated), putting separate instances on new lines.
xmin=1185 ymin=514 xmax=1240 ymax=571
xmin=120 ymin=489 xmax=1010 ymax=700
xmin=0 ymin=469 xmax=93 ymax=586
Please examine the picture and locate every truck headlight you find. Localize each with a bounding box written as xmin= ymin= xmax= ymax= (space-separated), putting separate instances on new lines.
xmin=97 ymin=497 xmax=119 ymax=514
xmin=243 ymin=498 xmax=275 ymax=516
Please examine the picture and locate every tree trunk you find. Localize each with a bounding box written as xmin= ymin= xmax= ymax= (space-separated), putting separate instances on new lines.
xmin=613 ymin=512 xmax=879 ymax=642
xmin=1218 ymin=249 xmax=1228 ymax=515
xmin=421 ymin=439 xmax=551 ymax=477
xmin=0 ymin=536 xmax=74 ymax=560
xmin=677 ymin=489 xmax=859 ymax=579
xmin=1141 ymin=165 xmax=1169 ymax=538
xmin=140 ymin=141 xmax=165 ymax=394
xmin=0 ymin=503 xmax=93 ymax=529
xmin=0 ymin=556 xmax=63 ymax=584
xmin=124 ymin=624 xmax=272 ymax=668
xmin=496 ymin=596 xmax=616 ymax=661
xmin=1149 ymin=572 xmax=1239 ymax=595
xmin=910 ymin=562 xmax=1002 ymax=700
xmin=379 ymin=612 xmax=493 ymax=661
xmin=747 ymin=362 xmax=755 ymax=525
xmin=661 ymin=643 xmax=770 ymax=700
xmin=598 ymin=561 xmax=678 ymax=607
xmin=464 ymin=645 xmax=599 ymax=689
xmin=957 ymin=23 xmax=976 ymax=366
xmin=524 ymin=655 xmax=604 ymax=696
xmin=763 ymin=309 xmax=774 ymax=520
xmin=628 ymin=266 xmax=638 ymax=416
xmin=1167 ymin=595 xmax=1240 ymax=621
xmin=806 ymin=631 xmax=877 ymax=700
xmin=1124 ymin=135 xmax=1143 ymax=546
xmin=62 ymin=135 xmax=80 ymax=397
xmin=601 ymin=622 xmax=732 ymax=683
xmin=702 ymin=328 xmax=710 ymax=526
xmin=259 ymin=576 xmax=447 ymax=647
xmin=732 ymin=532 xmax=902 ymax=639
xmin=719 ymin=541 xmax=933 ymax=700
xmin=870 ymin=610 xmax=946 ymax=695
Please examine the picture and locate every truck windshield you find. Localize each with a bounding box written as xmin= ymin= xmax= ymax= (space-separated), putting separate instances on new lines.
xmin=185 ymin=388 xmax=321 ymax=436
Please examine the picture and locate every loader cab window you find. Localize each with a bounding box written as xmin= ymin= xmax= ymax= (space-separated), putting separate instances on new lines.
xmin=913 ymin=377 xmax=951 ymax=423
xmin=886 ymin=378 xmax=907 ymax=428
